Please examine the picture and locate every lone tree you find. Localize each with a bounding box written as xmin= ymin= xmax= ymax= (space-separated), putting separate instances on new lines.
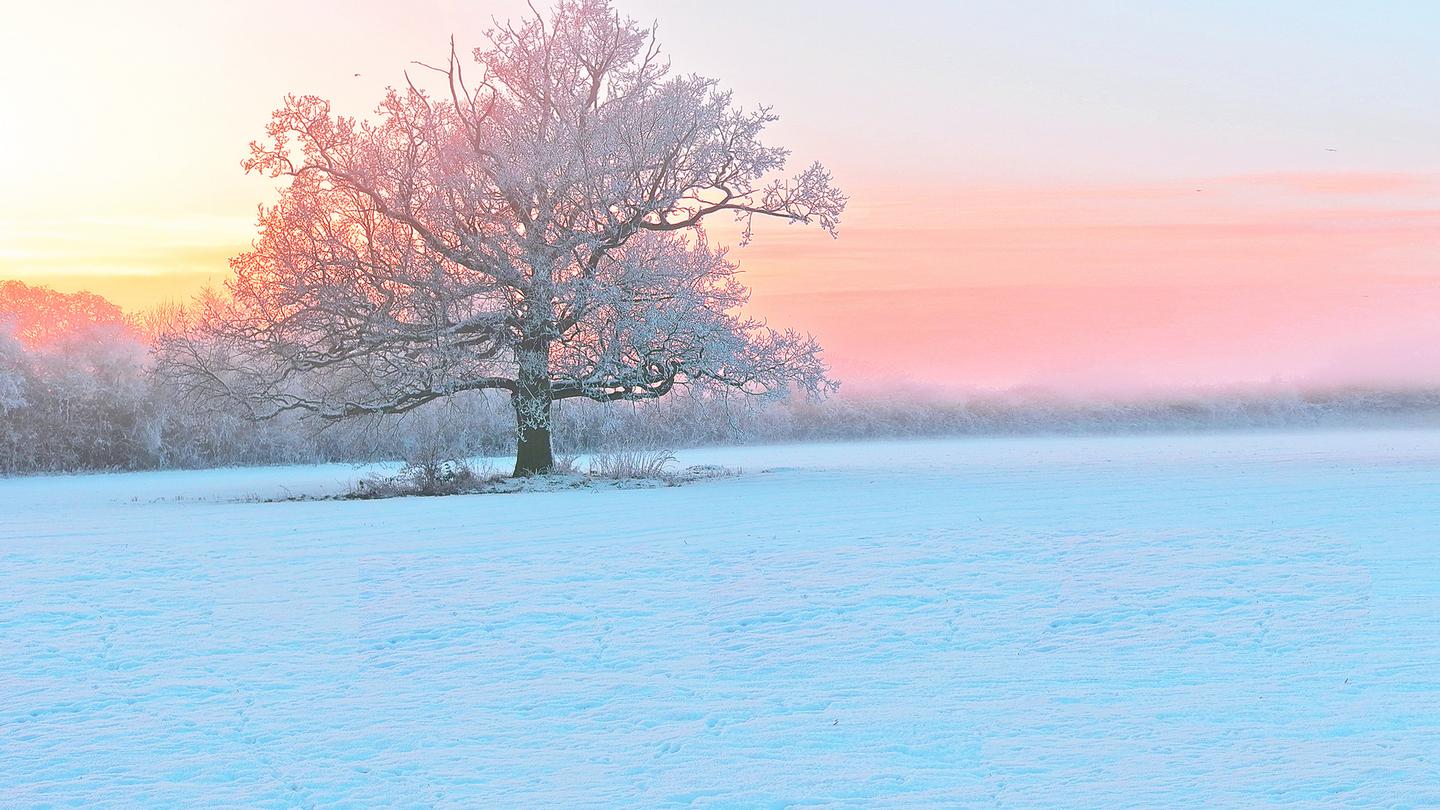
xmin=164 ymin=0 xmax=845 ymax=475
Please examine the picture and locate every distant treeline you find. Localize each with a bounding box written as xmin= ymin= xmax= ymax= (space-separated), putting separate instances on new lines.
xmin=3 ymin=279 xmax=1439 ymax=476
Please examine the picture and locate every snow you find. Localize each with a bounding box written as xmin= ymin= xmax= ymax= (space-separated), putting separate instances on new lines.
xmin=3 ymin=429 xmax=1439 ymax=807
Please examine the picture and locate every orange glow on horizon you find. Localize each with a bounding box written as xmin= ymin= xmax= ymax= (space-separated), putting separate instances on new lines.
xmin=9 ymin=173 xmax=1440 ymax=394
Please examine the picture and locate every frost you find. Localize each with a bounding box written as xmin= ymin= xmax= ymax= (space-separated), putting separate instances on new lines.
xmin=2 ymin=431 xmax=1438 ymax=805
xmin=159 ymin=0 xmax=844 ymax=473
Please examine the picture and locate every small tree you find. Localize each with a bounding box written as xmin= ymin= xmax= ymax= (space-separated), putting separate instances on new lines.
xmin=164 ymin=0 xmax=845 ymax=475
xmin=0 ymin=280 xmax=132 ymax=348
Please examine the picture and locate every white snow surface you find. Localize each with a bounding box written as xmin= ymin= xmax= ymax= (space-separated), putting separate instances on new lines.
xmin=3 ymin=429 xmax=1439 ymax=807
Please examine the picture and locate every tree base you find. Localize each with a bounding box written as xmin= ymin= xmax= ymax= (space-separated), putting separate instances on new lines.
xmin=513 ymin=428 xmax=555 ymax=476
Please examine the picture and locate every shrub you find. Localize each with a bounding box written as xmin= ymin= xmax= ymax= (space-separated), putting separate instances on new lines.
xmin=588 ymin=448 xmax=677 ymax=479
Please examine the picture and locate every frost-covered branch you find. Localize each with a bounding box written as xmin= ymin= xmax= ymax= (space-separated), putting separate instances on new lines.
xmin=164 ymin=0 xmax=845 ymax=474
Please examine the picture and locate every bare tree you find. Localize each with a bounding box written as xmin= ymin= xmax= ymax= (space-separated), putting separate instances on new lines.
xmin=162 ymin=0 xmax=845 ymax=475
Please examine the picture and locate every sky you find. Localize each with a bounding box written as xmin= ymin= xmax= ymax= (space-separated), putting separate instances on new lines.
xmin=3 ymin=0 xmax=1440 ymax=393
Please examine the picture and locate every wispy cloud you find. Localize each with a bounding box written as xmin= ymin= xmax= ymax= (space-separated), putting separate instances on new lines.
xmin=1217 ymin=171 xmax=1440 ymax=196
xmin=0 ymin=214 xmax=250 ymax=275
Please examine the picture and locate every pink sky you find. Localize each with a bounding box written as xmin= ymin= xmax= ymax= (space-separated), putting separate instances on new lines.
xmin=4 ymin=1 xmax=1439 ymax=394
xmin=740 ymin=174 xmax=1440 ymax=391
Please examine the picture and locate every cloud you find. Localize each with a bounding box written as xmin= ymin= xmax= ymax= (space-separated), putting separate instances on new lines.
xmin=1220 ymin=171 xmax=1440 ymax=196
xmin=0 ymin=214 xmax=249 ymax=276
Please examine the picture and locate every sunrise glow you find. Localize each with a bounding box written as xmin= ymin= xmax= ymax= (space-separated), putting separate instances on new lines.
xmin=8 ymin=4 xmax=1440 ymax=805
xmin=4 ymin=0 xmax=1439 ymax=395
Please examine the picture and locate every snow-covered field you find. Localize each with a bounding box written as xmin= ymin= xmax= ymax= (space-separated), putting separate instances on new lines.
xmin=3 ymin=429 xmax=1439 ymax=807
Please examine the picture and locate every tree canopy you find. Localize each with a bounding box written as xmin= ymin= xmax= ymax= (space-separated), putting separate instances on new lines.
xmin=164 ymin=0 xmax=846 ymax=474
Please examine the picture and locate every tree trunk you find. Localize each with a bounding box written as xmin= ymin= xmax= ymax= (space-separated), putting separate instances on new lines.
xmin=512 ymin=394 xmax=554 ymax=475
xmin=511 ymin=338 xmax=554 ymax=476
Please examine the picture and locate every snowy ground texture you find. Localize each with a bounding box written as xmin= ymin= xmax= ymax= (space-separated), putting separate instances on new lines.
xmin=3 ymin=429 xmax=1439 ymax=808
